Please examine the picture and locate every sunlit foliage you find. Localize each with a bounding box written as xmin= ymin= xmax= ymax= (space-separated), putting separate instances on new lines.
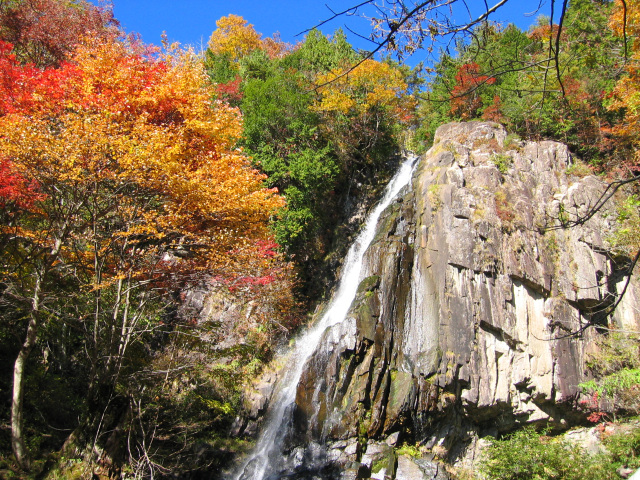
xmin=0 ymin=33 xmax=284 ymax=469
xmin=0 ymin=0 xmax=116 ymax=67
xmin=608 ymin=0 xmax=640 ymax=174
xmin=208 ymin=14 xmax=263 ymax=62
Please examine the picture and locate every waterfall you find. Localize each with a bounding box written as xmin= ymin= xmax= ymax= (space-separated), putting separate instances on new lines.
xmin=232 ymin=154 xmax=418 ymax=480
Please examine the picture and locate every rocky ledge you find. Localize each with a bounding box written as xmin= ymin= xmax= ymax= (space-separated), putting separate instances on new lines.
xmin=234 ymin=122 xmax=639 ymax=479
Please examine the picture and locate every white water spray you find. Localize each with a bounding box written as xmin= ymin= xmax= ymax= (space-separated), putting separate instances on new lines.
xmin=232 ymin=155 xmax=417 ymax=480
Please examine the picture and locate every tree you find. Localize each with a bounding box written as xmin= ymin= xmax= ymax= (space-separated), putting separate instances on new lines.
xmin=236 ymin=34 xmax=343 ymax=265
xmin=0 ymin=0 xmax=116 ymax=67
xmin=313 ymin=58 xmax=415 ymax=164
xmin=0 ymin=35 xmax=283 ymax=469
xmin=448 ymin=62 xmax=496 ymax=119
xmin=207 ymin=14 xmax=262 ymax=62
xmin=607 ymin=0 xmax=640 ymax=176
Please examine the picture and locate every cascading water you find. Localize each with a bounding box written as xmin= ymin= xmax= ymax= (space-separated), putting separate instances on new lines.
xmin=231 ymin=155 xmax=418 ymax=480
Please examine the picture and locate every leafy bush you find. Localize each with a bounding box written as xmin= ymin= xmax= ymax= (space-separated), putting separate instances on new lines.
xmin=480 ymin=427 xmax=613 ymax=480
xmin=581 ymin=333 xmax=640 ymax=415
xmin=605 ymin=422 xmax=640 ymax=471
xmin=491 ymin=153 xmax=512 ymax=174
xmin=610 ymin=194 xmax=640 ymax=257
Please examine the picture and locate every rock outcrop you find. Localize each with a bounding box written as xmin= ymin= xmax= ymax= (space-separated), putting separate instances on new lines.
xmin=234 ymin=122 xmax=640 ymax=479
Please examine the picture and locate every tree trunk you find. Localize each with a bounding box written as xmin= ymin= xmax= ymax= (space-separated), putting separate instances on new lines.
xmin=11 ymin=273 xmax=42 ymax=470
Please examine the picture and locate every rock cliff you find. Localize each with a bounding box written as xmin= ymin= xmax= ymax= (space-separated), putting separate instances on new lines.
xmin=234 ymin=122 xmax=640 ymax=479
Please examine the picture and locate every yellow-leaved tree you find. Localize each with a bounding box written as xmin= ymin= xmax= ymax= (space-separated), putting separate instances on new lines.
xmin=606 ymin=0 xmax=640 ymax=257
xmin=0 ymin=35 xmax=283 ymax=469
xmin=207 ymin=14 xmax=263 ymax=62
xmin=312 ymin=59 xmax=415 ymax=164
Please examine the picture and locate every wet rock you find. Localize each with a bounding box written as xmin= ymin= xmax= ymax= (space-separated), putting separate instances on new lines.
xmin=247 ymin=372 xmax=278 ymax=418
xmin=361 ymin=442 xmax=396 ymax=479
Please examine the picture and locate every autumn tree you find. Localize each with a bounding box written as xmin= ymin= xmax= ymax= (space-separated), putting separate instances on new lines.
xmin=448 ymin=62 xmax=496 ymax=119
xmin=207 ymin=14 xmax=262 ymax=62
xmin=0 ymin=35 xmax=283 ymax=470
xmin=313 ymin=58 xmax=416 ymax=164
xmin=607 ymin=0 xmax=640 ymax=175
xmin=0 ymin=0 xmax=116 ymax=67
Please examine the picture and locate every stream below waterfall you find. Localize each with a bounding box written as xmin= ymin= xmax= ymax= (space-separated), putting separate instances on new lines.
xmin=230 ymin=154 xmax=418 ymax=480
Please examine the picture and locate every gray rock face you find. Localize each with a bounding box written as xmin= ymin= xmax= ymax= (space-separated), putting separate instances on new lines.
xmin=396 ymin=455 xmax=448 ymax=480
xmin=241 ymin=122 xmax=639 ymax=479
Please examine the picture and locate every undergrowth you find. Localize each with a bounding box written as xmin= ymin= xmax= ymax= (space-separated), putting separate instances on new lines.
xmin=581 ymin=333 xmax=640 ymax=415
xmin=479 ymin=424 xmax=640 ymax=480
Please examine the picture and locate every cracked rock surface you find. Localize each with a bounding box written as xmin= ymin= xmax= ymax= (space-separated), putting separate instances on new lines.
xmin=238 ymin=122 xmax=640 ymax=479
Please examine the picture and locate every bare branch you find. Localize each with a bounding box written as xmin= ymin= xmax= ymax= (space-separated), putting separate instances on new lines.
xmin=542 ymin=176 xmax=640 ymax=231
xmin=297 ymin=0 xmax=375 ymax=36
xmin=554 ymin=0 xmax=569 ymax=97
xmin=311 ymin=0 xmax=510 ymax=92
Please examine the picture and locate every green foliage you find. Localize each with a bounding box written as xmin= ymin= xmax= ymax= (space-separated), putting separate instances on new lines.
xmin=265 ymin=145 xmax=339 ymax=247
xmin=241 ymin=72 xmax=316 ymax=148
xmin=480 ymin=424 xmax=640 ymax=480
xmin=610 ymin=194 xmax=640 ymax=257
xmin=503 ymin=133 xmax=521 ymax=150
xmin=581 ymin=333 xmax=640 ymax=415
xmin=491 ymin=153 xmax=512 ymax=174
xmin=203 ymin=50 xmax=237 ymax=84
xmin=480 ymin=427 xmax=613 ymax=480
xmin=287 ymin=146 xmax=339 ymax=192
xmin=416 ymin=53 xmax=461 ymax=145
xmin=565 ymin=160 xmax=593 ymax=177
xmin=284 ymin=28 xmax=358 ymax=73
xmin=605 ymin=423 xmax=640 ymax=471
xmin=586 ymin=333 xmax=640 ymax=379
xmin=581 ymin=369 xmax=640 ymax=398
xmin=396 ymin=443 xmax=422 ymax=458
xmin=240 ymin=48 xmax=273 ymax=80
xmin=427 ymin=183 xmax=442 ymax=211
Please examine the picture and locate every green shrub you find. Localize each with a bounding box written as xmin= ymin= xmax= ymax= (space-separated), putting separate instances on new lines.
xmin=491 ymin=153 xmax=512 ymax=174
xmin=565 ymin=160 xmax=592 ymax=177
xmin=503 ymin=133 xmax=522 ymax=150
xmin=582 ymin=333 xmax=640 ymax=415
xmin=479 ymin=427 xmax=613 ymax=480
xmin=610 ymin=194 xmax=640 ymax=257
xmin=480 ymin=424 xmax=640 ymax=480
xmin=395 ymin=443 xmax=422 ymax=458
xmin=605 ymin=423 xmax=640 ymax=471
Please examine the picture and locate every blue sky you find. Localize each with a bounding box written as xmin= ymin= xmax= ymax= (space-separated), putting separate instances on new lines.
xmin=105 ymin=1 xmax=548 ymax=59
xmin=109 ymin=1 xmax=374 ymax=50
